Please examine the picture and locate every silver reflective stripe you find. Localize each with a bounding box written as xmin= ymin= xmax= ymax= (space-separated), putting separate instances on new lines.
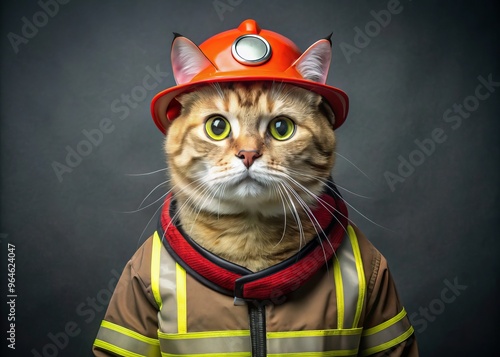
xmin=360 ymin=309 xmax=414 ymax=356
xmin=159 ymin=332 xmax=251 ymax=355
xmin=336 ymin=234 xmax=358 ymax=329
xmin=157 ymin=236 xmax=179 ymax=334
xmin=158 ymin=330 xmax=362 ymax=356
xmin=267 ymin=330 xmax=362 ymax=355
xmin=95 ymin=323 xmax=161 ymax=357
xmin=335 ymin=226 xmax=365 ymax=330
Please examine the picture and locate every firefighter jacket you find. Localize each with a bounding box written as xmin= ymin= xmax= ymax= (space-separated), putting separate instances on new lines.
xmin=93 ymin=190 xmax=418 ymax=356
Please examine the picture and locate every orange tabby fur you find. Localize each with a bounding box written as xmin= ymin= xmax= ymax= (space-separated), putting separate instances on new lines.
xmin=165 ymin=82 xmax=337 ymax=271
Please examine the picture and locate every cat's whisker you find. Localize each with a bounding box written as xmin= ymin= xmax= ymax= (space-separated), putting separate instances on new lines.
xmin=167 ymin=195 xmax=197 ymax=235
xmin=138 ymin=180 xmax=171 ymax=210
xmin=218 ymin=182 xmax=230 ymax=220
xmin=188 ymin=185 xmax=210 ymax=224
xmin=330 ymin=189 xmax=395 ymax=233
xmin=281 ymin=181 xmax=331 ymax=267
xmin=119 ymin=191 xmax=170 ymax=214
xmin=125 ymin=167 xmax=169 ymax=176
xmin=189 ymin=182 xmax=221 ymax=235
xmin=136 ymin=199 xmax=165 ymax=248
xmin=285 ymin=168 xmax=387 ymax=233
xmin=279 ymin=182 xmax=305 ymax=250
xmin=280 ymin=181 xmax=322 ymax=233
xmin=174 ymin=180 xmax=208 ymax=220
xmin=134 ymin=179 xmax=207 ymax=248
xmin=272 ymin=184 xmax=289 ymax=248
xmin=215 ymin=182 xmax=227 ymax=220
xmin=281 ymin=174 xmax=351 ymax=265
xmin=175 ymin=174 xmax=229 ymax=233
xmin=332 ymin=182 xmax=372 ymax=199
xmin=280 ymin=180 xmax=331 ymax=260
xmin=287 ymin=168 xmax=371 ymax=199
xmin=284 ymin=174 xmax=350 ymax=237
xmin=335 ymin=152 xmax=372 ymax=181
xmin=135 ymin=177 xmax=206 ymax=247
xmin=161 ymin=177 xmax=209 ymax=236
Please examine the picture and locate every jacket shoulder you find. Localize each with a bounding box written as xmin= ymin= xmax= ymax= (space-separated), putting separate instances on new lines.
xmin=130 ymin=236 xmax=154 ymax=276
xmin=125 ymin=234 xmax=156 ymax=298
xmin=350 ymin=224 xmax=385 ymax=296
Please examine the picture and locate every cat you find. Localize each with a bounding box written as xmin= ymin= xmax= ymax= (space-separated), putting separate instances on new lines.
xmin=93 ymin=20 xmax=418 ymax=357
xmin=165 ymin=81 xmax=337 ymax=272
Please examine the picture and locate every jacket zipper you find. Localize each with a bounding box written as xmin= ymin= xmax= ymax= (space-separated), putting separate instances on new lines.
xmin=248 ymin=302 xmax=267 ymax=357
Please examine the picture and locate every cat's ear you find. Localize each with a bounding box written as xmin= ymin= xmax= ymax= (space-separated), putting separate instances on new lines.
xmin=292 ymin=36 xmax=332 ymax=84
xmin=171 ymin=34 xmax=217 ymax=85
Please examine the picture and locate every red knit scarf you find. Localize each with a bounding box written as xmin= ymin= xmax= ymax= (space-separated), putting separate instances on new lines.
xmin=159 ymin=187 xmax=348 ymax=302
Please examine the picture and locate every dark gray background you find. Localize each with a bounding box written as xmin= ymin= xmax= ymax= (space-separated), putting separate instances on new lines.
xmin=1 ymin=0 xmax=498 ymax=356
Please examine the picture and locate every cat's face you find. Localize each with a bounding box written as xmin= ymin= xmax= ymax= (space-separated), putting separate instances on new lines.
xmin=165 ymin=81 xmax=336 ymax=216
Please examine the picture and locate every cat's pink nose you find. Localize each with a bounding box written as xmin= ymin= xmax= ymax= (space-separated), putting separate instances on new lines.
xmin=236 ymin=150 xmax=262 ymax=168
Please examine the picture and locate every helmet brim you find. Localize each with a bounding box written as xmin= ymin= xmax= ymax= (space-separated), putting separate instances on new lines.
xmin=151 ymin=76 xmax=348 ymax=135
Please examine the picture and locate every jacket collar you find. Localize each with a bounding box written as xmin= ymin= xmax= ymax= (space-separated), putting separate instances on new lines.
xmin=158 ymin=184 xmax=348 ymax=303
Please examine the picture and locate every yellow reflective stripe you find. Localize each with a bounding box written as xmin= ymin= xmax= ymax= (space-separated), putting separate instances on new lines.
xmin=360 ymin=308 xmax=414 ymax=356
xmin=362 ymin=308 xmax=407 ymax=336
xmin=94 ymin=320 xmax=160 ymax=357
xmin=348 ymin=225 xmax=365 ymax=328
xmin=151 ymin=232 xmax=163 ymax=310
xmin=94 ymin=339 xmax=152 ymax=357
xmin=101 ymin=320 xmax=160 ymax=344
xmin=334 ymin=255 xmax=344 ymax=329
xmin=94 ymin=339 xmax=147 ymax=357
xmin=175 ymin=263 xmax=187 ymax=333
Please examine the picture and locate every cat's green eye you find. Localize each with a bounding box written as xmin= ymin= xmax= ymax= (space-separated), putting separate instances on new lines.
xmin=205 ymin=116 xmax=231 ymax=140
xmin=268 ymin=117 xmax=296 ymax=141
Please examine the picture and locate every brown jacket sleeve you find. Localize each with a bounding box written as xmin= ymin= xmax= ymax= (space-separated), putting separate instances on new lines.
xmin=93 ymin=236 xmax=160 ymax=356
xmin=355 ymin=226 xmax=419 ymax=357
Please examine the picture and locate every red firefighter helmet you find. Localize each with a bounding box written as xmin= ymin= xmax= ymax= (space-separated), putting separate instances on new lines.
xmin=151 ymin=19 xmax=349 ymax=134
